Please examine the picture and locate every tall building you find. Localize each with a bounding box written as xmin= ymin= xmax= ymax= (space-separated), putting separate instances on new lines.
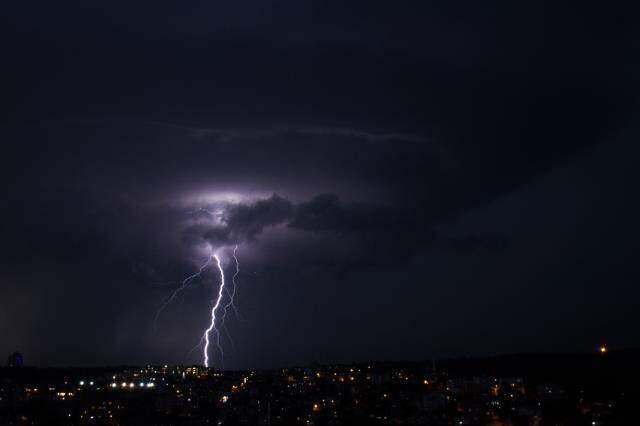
xmin=7 ymin=352 xmax=23 ymax=367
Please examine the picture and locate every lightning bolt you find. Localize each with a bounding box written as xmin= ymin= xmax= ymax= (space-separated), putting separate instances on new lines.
xmin=215 ymin=245 xmax=240 ymax=356
xmin=156 ymin=206 xmax=243 ymax=368
xmin=154 ymin=256 xmax=215 ymax=330
xmin=203 ymin=253 xmax=226 ymax=368
xmin=231 ymin=245 xmax=241 ymax=318
xmin=157 ymin=249 xmax=241 ymax=368
xmin=222 ymin=245 xmax=241 ymax=321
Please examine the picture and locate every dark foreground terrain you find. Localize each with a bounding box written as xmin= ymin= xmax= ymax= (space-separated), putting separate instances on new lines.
xmin=1 ymin=350 xmax=638 ymax=425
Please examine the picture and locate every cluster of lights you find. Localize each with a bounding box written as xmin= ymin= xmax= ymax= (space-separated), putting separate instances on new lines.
xmin=56 ymin=392 xmax=74 ymax=399
xmin=109 ymin=382 xmax=155 ymax=389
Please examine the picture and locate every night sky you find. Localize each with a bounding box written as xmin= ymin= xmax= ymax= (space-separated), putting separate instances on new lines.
xmin=1 ymin=1 xmax=639 ymax=369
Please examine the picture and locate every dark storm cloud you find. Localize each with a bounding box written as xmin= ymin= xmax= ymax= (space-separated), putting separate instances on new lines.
xmin=1 ymin=0 xmax=638 ymax=368
xmin=180 ymin=192 xmax=503 ymax=262
xmin=183 ymin=194 xmax=294 ymax=247
xmin=290 ymin=193 xmax=404 ymax=233
xmin=432 ymin=235 xmax=511 ymax=253
xmin=181 ymin=192 xmax=410 ymax=251
xmin=172 ymin=123 xmax=424 ymax=145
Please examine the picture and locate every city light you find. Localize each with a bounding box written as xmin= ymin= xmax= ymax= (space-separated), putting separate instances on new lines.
xmin=2 ymin=363 xmax=629 ymax=423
